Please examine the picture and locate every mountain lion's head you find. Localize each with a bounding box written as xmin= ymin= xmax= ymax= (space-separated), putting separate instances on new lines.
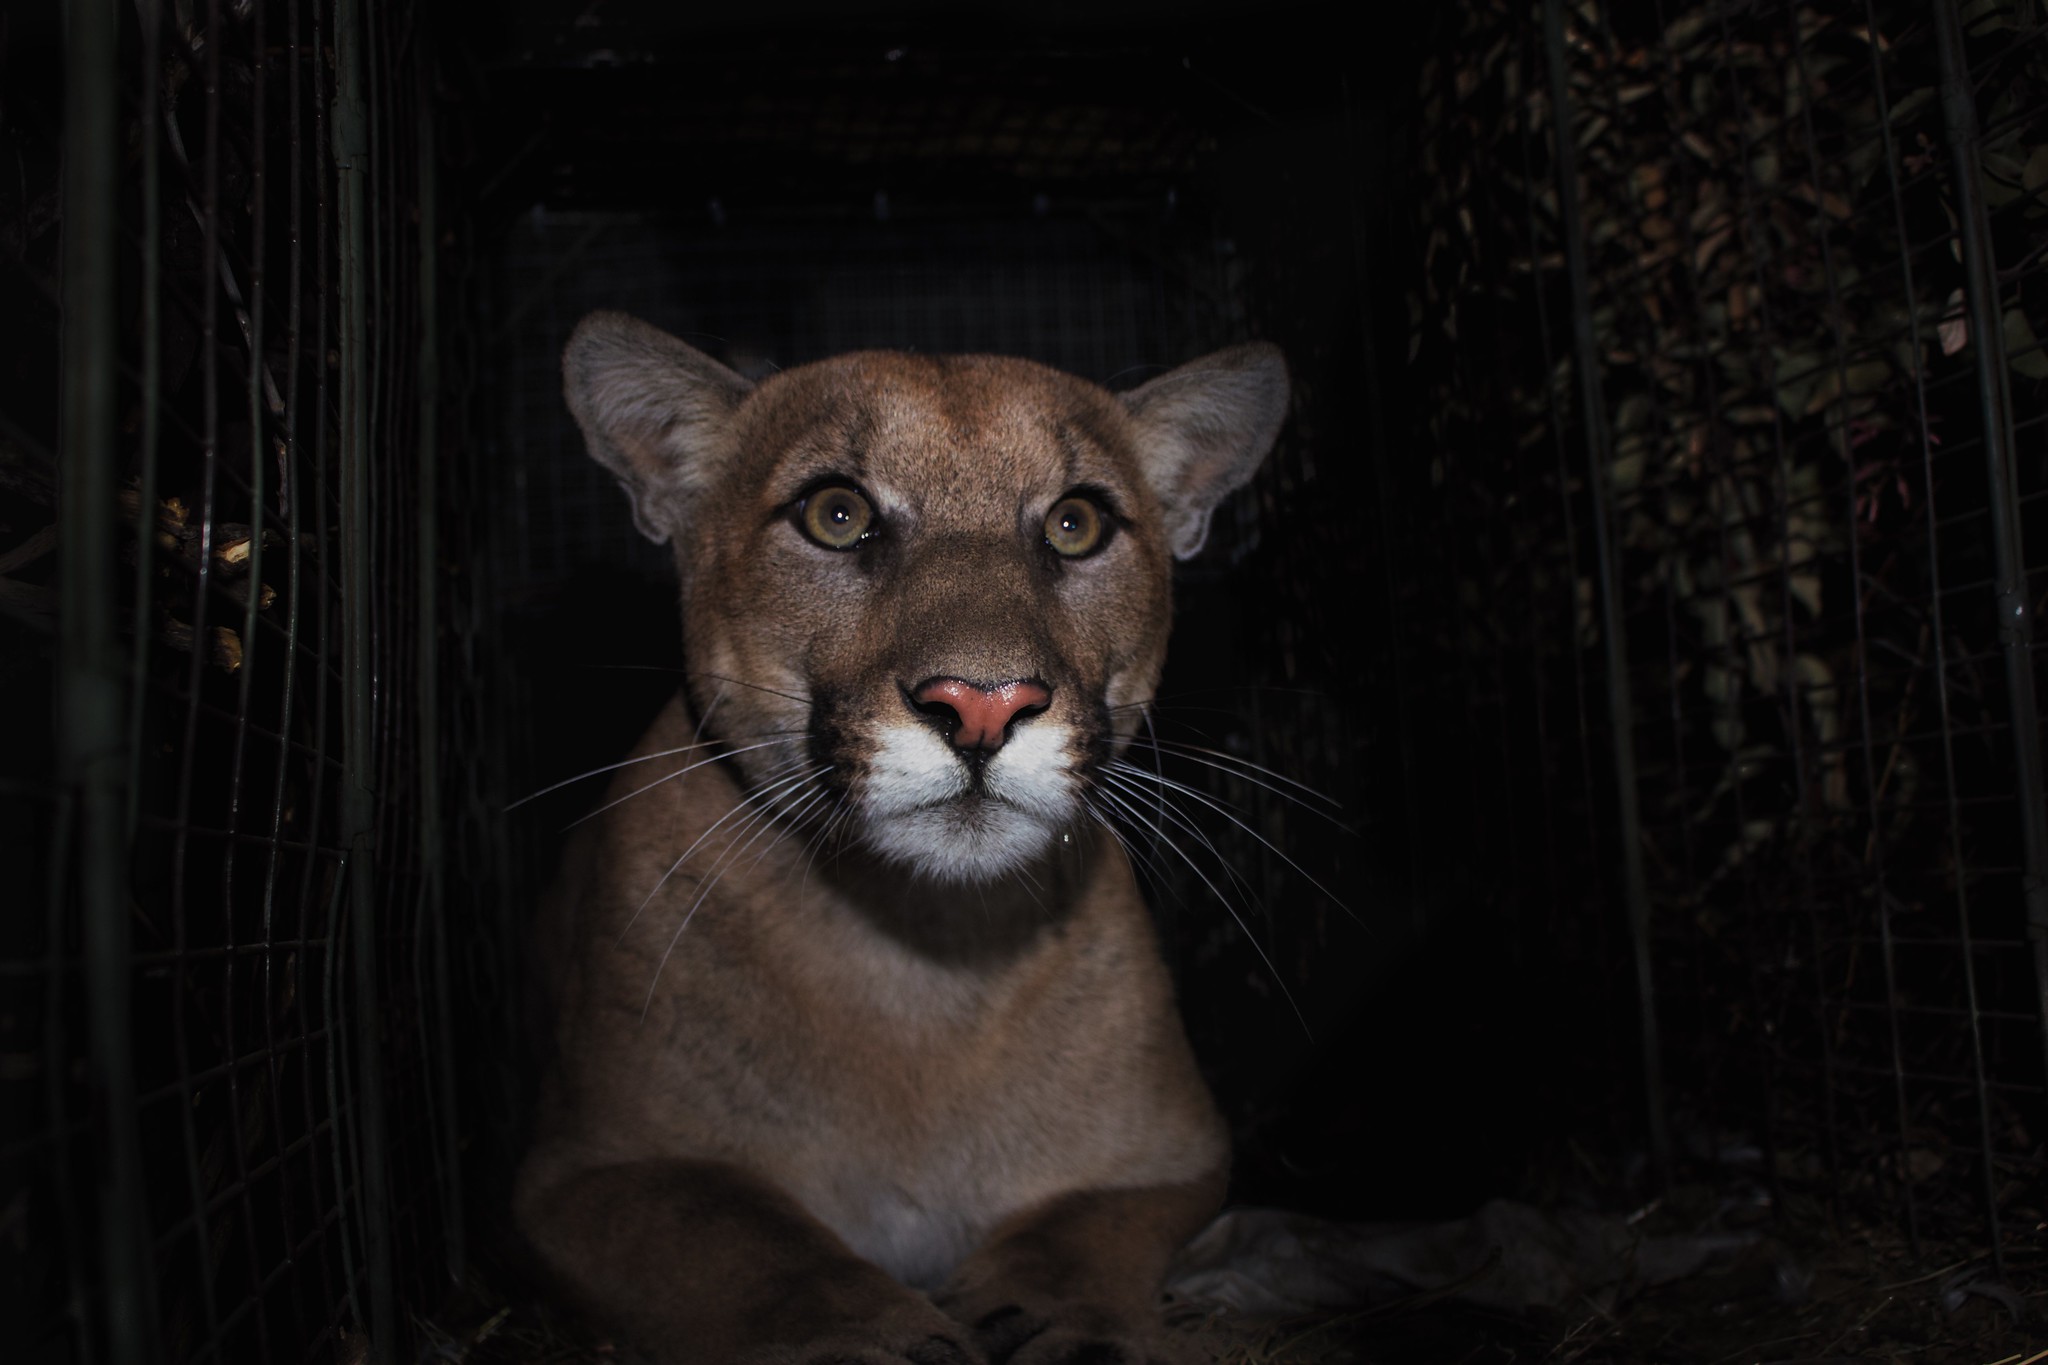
xmin=563 ymin=313 xmax=1288 ymax=885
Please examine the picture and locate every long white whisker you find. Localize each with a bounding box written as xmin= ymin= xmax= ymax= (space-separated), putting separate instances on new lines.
xmin=745 ymin=784 xmax=833 ymax=878
xmin=506 ymin=730 xmax=805 ymax=812
xmin=642 ymin=767 xmax=833 ymax=1015
xmin=797 ymin=792 xmax=850 ymax=904
xmin=1082 ymin=795 xmax=1178 ymax=903
xmin=1134 ymin=739 xmax=1345 ymax=812
xmin=1090 ymin=781 xmax=1310 ymax=1039
xmin=1097 ymin=771 xmax=1264 ymax=910
xmin=684 ymin=669 xmax=813 ymax=707
xmin=1106 ymin=762 xmax=1354 ymax=918
xmin=563 ymin=738 xmax=808 ymax=832
xmin=615 ymin=762 xmax=826 ymax=942
xmin=802 ymin=794 xmax=858 ymax=900
xmin=1136 ymin=708 xmax=1177 ymax=870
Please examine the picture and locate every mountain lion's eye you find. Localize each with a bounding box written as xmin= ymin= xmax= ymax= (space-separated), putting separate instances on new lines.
xmin=799 ymin=484 xmax=875 ymax=550
xmin=1043 ymin=495 xmax=1108 ymax=558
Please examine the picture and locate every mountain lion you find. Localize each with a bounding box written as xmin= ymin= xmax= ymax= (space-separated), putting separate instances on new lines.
xmin=515 ymin=312 xmax=1289 ymax=1364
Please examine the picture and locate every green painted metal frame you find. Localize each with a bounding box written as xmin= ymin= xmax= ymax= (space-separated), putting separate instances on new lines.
xmin=1540 ymin=0 xmax=1673 ymax=1189
xmin=60 ymin=1 xmax=155 ymax=1360
xmin=331 ymin=0 xmax=399 ymax=1350
xmin=1932 ymin=0 xmax=2048 ymax=1280
xmin=416 ymin=35 xmax=468 ymax=1288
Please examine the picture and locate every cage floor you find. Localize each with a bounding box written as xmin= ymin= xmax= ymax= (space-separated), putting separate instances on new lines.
xmin=416 ymin=1200 xmax=2044 ymax=1365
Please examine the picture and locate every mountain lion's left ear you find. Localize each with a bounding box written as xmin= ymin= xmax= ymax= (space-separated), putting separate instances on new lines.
xmin=1120 ymin=342 xmax=1290 ymax=560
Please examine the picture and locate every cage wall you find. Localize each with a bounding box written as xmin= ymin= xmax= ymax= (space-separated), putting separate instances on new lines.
xmin=1404 ymin=0 xmax=2048 ymax=1262
xmin=3 ymin=2 xmax=468 ymax=1361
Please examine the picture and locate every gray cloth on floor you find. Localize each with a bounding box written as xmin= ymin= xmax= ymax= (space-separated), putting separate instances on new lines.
xmin=1165 ymin=1200 xmax=1756 ymax=1317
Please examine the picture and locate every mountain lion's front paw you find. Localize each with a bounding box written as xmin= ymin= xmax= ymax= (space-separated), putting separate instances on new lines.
xmin=946 ymin=1300 xmax=1193 ymax=1365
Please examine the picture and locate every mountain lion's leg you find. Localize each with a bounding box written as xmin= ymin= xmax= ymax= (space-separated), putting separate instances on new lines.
xmin=517 ymin=1157 xmax=977 ymax=1365
xmin=935 ymin=1176 xmax=1225 ymax=1365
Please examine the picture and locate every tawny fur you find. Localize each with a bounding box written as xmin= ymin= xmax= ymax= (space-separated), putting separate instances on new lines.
xmin=516 ymin=313 xmax=1288 ymax=1365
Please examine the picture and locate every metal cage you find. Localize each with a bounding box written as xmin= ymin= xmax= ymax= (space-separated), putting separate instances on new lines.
xmin=6 ymin=2 xmax=464 ymax=1361
xmin=10 ymin=0 xmax=2048 ymax=1361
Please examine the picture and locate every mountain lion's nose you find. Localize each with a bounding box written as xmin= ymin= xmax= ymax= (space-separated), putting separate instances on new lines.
xmin=909 ymin=678 xmax=1052 ymax=752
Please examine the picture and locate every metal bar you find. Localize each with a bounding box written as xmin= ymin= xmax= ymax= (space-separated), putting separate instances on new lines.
xmin=302 ymin=0 xmax=351 ymax=1330
xmin=1516 ymin=15 xmax=1606 ymax=962
xmin=58 ymin=0 xmax=153 ymax=1358
xmin=126 ymin=0 xmax=163 ymax=843
xmin=1935 ymin=0 xmax=2048 ymax=1275
xmin=331 ymin=0 xmax=397 ymax=1350
xmin=259 ymin=0 xmax=318 ymax=1332
xmin=1542 ymin=0 xmax=1671 ymax=1186
xmin=1339 ymin=75 xmax=1421 ymax=934
xmin=415 ymin=34 xmax=465 ymax=1285
xmin=216 ymin=0 xmax=278 ymax=1350
xmin=168 ymin=0 xmax=229 ymax=1344
xmin=1854 ymin=0 xmax=1927 ymax=1256
xmin=321 ymin=856 xmax=364 ymax=1334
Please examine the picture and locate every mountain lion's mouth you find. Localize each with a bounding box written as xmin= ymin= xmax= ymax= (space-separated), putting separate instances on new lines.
xmin=862 ymin=801 xmax=1060 ymax=884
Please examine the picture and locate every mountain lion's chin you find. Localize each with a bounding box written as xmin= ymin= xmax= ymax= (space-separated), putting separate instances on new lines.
xmin=863 ymin=800 xmax=1061 ymax=885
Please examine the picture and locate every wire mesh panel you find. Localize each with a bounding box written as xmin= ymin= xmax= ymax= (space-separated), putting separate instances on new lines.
xmin=3 ymin=2 xmax=463 ymax=1361
xmin=1407 ymin=0 xmax=2048 ymax=1263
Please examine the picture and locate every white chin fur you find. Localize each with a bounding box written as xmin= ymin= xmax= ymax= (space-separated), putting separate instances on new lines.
xmin=860 ymin=721 xmax=1077 ymax=883
xmin=863 ymin=804 xmax=1059 ymax=883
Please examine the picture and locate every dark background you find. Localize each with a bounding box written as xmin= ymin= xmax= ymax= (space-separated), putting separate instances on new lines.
xmin=436 ymin=0 xmax=1560 ymax=1228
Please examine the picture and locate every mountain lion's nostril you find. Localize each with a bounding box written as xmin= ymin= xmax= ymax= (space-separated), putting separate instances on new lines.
xmin=909 ymin=678 xmax=1052 ymax=752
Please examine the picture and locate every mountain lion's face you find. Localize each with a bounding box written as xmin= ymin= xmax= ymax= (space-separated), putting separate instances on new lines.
xmin=563 ymin=316 xmax=1287 ymax=884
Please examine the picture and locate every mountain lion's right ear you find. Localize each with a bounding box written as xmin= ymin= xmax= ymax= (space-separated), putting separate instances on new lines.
xmin=1120 ymin=342 xmax=1289 ymax=560
xmin=563 ymin=311 xmax=754 ymax=544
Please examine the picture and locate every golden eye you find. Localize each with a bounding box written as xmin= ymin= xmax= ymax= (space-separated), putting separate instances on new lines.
xmin=800 ymin=485 xmax=875 ymax=550
xmin=1043 ymin=495 xmax=1106 ymax=558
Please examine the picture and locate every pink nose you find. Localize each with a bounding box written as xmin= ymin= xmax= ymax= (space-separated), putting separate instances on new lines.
xmin=911 ymin=678 xmax=1051 ymax=751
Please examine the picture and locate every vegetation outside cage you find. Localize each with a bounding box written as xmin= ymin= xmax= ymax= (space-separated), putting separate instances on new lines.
xmin=1407 ymin=0 xmax=2048 ymax=1266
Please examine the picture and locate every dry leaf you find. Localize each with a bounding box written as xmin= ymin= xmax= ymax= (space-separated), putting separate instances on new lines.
xmin=2005 ymin=308 xmax=2048 ymax=380
xmin=1939 ymin=289 xmax=1969 ymax=356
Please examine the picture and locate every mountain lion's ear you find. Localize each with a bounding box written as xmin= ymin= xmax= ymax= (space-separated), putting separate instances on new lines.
xmin=563 ymin=311 xmax=755 ymax=544
xmin=1120 ymin=343 xmax=1290 ymax=560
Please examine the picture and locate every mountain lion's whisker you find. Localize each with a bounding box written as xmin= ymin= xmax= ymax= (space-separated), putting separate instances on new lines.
xmin=796 ymin=792 xmax=852 ymax=908
xmin=1105 ymin=762 xmax=1352 ymax=918
xmin=642 ymin=767 xmax=834 ymax=1014
xmin=561 ymin=738 xmax=808 ymax=832
xmin=508 ymin=730 xmax=808 ymax=812
xmin=1135 ymin=738 xmax=1343 ymax=810
xmin=1081 ymin=795 xmax=1176 ymax=898
xmin=1093 ymin=774 xmax=1267 ymax=915
xmin=1087 ymin=783 xmax=1309 ymax=1038
xmin=734 ymin=783 xmax=834 ymax=897
xmin=613 ymin=761 xmax=826 ymax=943
xmin=683 ymin=669 xmax=814 ymax=708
